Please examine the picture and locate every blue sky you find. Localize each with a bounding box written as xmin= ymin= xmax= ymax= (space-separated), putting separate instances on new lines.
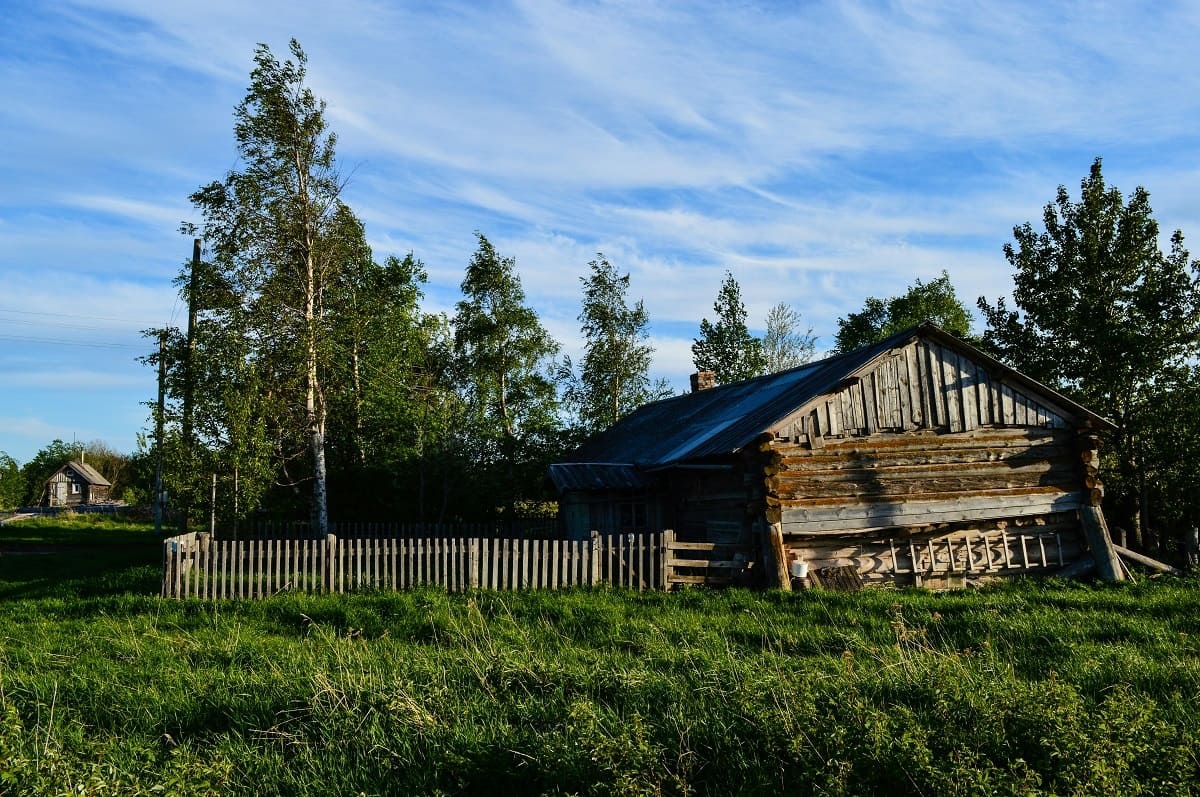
xmin=2 ymin=0 xmax=1199 ymax=465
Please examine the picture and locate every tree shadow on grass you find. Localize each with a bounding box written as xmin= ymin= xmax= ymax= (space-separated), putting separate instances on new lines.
xmin=0 ymin=545 xmax=160 ymax=601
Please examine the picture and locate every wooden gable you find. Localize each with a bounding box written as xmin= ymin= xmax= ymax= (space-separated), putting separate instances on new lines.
xmin=775 ymin=337 xmax=1073 ymax=444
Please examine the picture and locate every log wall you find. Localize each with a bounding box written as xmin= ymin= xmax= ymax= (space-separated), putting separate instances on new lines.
xmin=768 ymin=428 xmax=1086 ymax=535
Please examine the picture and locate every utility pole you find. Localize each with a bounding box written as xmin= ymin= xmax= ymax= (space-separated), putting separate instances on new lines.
xmin=180 ymin=238 xmax=201 ymax=533
xmin=153 ymin=330 xmax=167 ymax=535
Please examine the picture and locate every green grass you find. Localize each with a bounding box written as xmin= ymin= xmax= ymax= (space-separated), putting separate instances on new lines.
xmin=3 ymin=517 xmax=1200 ymax=795
xmin=0 ymin=511 xmax=157 ymax=547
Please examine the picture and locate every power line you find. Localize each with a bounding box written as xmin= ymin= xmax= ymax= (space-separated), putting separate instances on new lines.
xmin=0 ymin=333 xmax=144 ymax=350
xmin=0 ymin=315 xmax=141 ymax=333
xmin=0 ymin=306 xmax=144 ymax=324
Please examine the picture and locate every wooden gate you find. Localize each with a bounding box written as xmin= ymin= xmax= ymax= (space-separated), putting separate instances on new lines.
xmin=663 ymin=529 xmax=755 ymax=588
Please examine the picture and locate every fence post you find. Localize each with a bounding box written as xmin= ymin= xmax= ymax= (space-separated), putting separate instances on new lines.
xmin=326 ymin=534 xmax=337 ymax=593
xmin=660 ymin=529 xmax=673 ymax=591
xmin=161 ymin=537 xmax=171 ymax=598
xmin=197 ymin=532 xmax=211 ymax=600
xmin=472 ymin=535 xmax=482 ymax=590
xmin=590 ymin=530 xmax=601 ymax=586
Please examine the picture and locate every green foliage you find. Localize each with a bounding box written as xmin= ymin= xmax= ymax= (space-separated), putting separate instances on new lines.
xmin=454 ymin=233 xmax=564 ymax=518
xmin=152 ymin=43 xmax=572 ymax=527
xmin=76 ymin=439 xmax=132 ymax=500
xmin=0 ymin=451 xmax=21 ymax=510
xmin=1138 ymin=365 xmax=1200 ymax=533
xmin=17 ymin=438 xmax=76 ymax=506
xmin=835 ymin=270 xmax=972 ymax=353
xmin=979 ymin=158 xmax=1200 ymax=541
xmin=692 ymin=271 xmax=767 ymax=384
xmin=327 ymin=249 xmax=466 ymax=521
xmin=762 ymin=302 xmax=816 ymax=373
xmin=566 ymin=255 xmax=671 ymax=434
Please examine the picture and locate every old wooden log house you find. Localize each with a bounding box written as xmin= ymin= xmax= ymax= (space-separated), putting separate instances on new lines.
xmin=549 ymin=322 xmax=1123 ymax=589
xmin=44 ymin=460 xmax=111 ymax=508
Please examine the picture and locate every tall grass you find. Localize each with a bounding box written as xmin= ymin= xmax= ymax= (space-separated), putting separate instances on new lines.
xmin=2 ymin=518 xmax=1200 ymax=794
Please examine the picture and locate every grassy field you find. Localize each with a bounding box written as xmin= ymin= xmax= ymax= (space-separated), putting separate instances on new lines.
xmin=2 ymin=517 xmax=1200 ymax=795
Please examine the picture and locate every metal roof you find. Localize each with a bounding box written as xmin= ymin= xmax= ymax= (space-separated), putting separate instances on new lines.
xmin=547 ymin=463 xmax=651 ymax=492
xmin=558 ymin=323 xmax=1114 ymax=475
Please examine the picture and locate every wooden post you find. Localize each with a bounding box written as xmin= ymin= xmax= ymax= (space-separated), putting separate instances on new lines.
xmin=153 ymin=330 xmax=166 ymax=536
xmin=161 ymin=537 xmax=171 ymax=597
xmin=1076 ymin=431 xmax=1123 ymax=582
xmin=1080 ymin=504 xmax=1124 ymax=582
xmin=325 ymin=534 xmax=336 ymax=593
xmin=660 ymin=529 xmax=673 ymax=592
xmin=179 ymin=238 xmax=201 ymax=535
xmin=1187 ymin=527 xmax=1200 ymax=569
xmin=1113 ymin=543 xmax=1182 ymax=575
xmin=468 ymin=538 xmax=479 ymax=590
xmin=764 ymin=522 xmax=792 ymax=591
xmin=589 ymin=530 xmax=601 ymax=586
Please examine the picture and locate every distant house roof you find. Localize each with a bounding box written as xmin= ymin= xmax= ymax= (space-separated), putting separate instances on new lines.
xmin=56 ymin=461 xmax=111 ymax=486
xmin=551 ymin=323 xmax=1111 ymax=492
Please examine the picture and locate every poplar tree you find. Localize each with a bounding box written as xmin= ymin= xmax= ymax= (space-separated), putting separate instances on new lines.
xmin=834 ymin=271 xmax=971 ymax=353
xmin=569 ymin=255 xmax=670 ymax=433
xmin=454 ymin=234 xmax=562 ymax=518
xmin=692 ymin=271 xmax=766 ymax=384
xmin=979 ymin=157 xmax=1200 ymax=545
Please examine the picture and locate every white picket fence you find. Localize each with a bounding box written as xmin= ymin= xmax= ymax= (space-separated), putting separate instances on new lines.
xmin=162 ymin=529 xmax=667 ymax=599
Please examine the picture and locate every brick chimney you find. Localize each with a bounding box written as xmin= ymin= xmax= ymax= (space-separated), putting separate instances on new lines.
xmin=690 ymin=370 xmax=716 ymax=392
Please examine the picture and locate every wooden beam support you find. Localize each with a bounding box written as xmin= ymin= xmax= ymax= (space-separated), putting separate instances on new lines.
xmin=1112 ymin=544 xmax=1182 ymax=575
xmin=1079 ymin=504 xmax=1124 ymax=582
xmin=764 ymin=522 xmax=792 ymax=591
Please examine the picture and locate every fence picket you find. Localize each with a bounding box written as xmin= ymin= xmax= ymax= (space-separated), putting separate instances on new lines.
xmin=163 ymin=528 xmax=673 ymax=599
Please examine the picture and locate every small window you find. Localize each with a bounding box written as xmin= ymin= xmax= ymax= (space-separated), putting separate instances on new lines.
xmin=70 ymin=482 xmax=81 ymax=495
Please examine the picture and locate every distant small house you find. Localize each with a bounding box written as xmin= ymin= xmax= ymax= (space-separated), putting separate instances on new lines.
xmin=45 ymin=461 xmax=111 ymax=507
xmin=549 ymin=323 xmax=1122 ymax=589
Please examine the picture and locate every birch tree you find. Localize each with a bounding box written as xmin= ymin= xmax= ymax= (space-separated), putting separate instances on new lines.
xmin=189 ymin=40 xmax=347 ymax=535
xmin=762 ymin=303 xmax=816 ymax=373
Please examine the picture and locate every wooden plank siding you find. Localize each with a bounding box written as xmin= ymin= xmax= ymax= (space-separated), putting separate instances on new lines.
xmin=781 ymin=339 xmax=1069 ymax=445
